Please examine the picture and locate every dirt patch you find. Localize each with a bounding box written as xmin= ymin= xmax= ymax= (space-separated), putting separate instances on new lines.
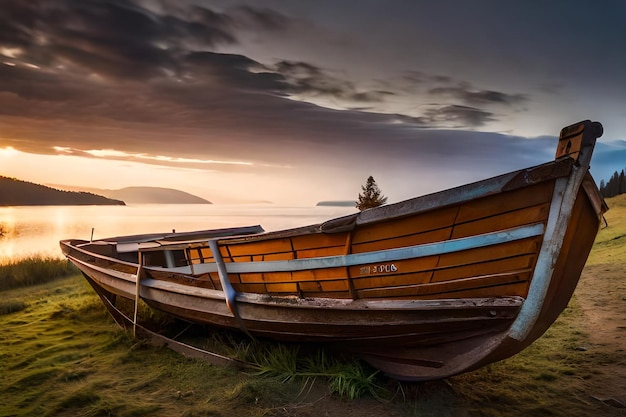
xmin=573 ymin=263 xmax=626 ymax=409
xmin=265 ymin=262 xmax=626 ymax=417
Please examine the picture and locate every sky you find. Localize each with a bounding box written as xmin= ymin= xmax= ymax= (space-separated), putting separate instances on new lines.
xmin=1 ymin=0 xmax=626 ymax=205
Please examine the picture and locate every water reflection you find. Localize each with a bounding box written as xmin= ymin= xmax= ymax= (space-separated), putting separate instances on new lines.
xmin=0 ymin=204 xmax=356 ymax=264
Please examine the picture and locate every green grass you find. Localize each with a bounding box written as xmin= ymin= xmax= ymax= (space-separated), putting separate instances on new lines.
xmin=587 ymin=193 xmax=626 ymax=265
xmin=246 ymin=342 xmax=385 ymax=400
xmin=0 ymin=255 xmax=78 ymax=291
xmin=2 ymin=194 xmax=625 ymax=416
xmin=109 ymin=301 xmax=388 ymax=401
xmin=0 ymin=275 xmax=403 ymax=416
xmin=446 ymin=300 xmax=595 ymax=416
xmin=2 ymin=274 xmax=622 ymax=416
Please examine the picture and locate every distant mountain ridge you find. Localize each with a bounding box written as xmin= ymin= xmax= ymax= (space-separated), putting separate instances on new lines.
xmin=316 ymin=200 xmax=356 ymax=207
xmin=103 ymin=187 xmax=211 ymax=204
xmin=50 ymin=185 xmax=211 ymax=204
xmin=0 ymin=176 xmax=125 ymax=206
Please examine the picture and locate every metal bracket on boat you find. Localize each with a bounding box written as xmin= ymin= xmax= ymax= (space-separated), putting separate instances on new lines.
xmin=133 ymin=252 xmax=144 ymax=338
xmin=208 ymin=239 xmax=252 ymax=338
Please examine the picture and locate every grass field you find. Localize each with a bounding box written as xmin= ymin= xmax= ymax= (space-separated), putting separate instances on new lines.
xmin=1 ymin=195 xmax=625 ymax=416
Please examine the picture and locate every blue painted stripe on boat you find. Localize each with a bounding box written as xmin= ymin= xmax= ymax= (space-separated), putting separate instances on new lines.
xmin=219 ymin=223 xmax=545 ymax=274
xmin=209 ymin=239 xmax=237 ymax=309
xmin=508 ymin=176 xmax=572 ymax=341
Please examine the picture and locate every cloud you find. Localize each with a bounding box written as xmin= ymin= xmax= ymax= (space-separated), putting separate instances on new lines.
xmin=230 ymin=5 xmax=293 ymax=32
xmin=275 ymin=60 xmax=394 ymax=102
xmin=0 ymin=0 xmax=238 ymax=81
xmin=0 ymin=0 xmax=533 ymax=146
xmin=0 ymin=0 xmax=420 ymax=164
xmin=428 ymin=81 xmax=528 ymax=107
xmin=0 ymin=0 xmax=575 ymax=185
xmin=422 ymin=105 xmax=496 ymax=128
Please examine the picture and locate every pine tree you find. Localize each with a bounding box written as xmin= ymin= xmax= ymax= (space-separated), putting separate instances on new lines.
xmin=600 ymin=179 xmax=606 ymax=196
xmin=599 ymin=168 xmax=626 ymax=198
xmin=356 ymin=176 xmax=387 ymax=211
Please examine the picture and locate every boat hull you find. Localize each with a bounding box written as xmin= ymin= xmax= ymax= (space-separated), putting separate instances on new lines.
xmin=60 ymin=120 xmax=607 ymax=380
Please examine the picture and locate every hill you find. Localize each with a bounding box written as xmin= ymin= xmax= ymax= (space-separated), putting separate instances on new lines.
xmin=0 ymin=176 xmax=125 ymax=206
xmin=316 ymin=200 xmax=356 ymax=207
xmin=51 ymin=185 xmax=211 ymax=204
xmin=99 ymin=187 xmax=211 ymax=204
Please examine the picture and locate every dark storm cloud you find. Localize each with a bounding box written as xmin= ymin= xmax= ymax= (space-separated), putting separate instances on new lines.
xmin=275 ymin=60 xmax=394 ymax=102
xmin=386 ymin=71 xmax=528 ymax=123
xmin=0 ymin=0 xmax=238 ymax=81
xmin=423 ymin=105 xmax=496 ymax=128
xmin=0 ymin=0 xmax=431 ymax=168
xmin=0 ymin=64 xmax=87 ymax=102
xmin=0 ymin=0 xmax=279 ymax=126
xmin=0 ymin=2 xmax=39 ymax=49
xmin=0 ymin=1 xmax=391 ymax=110
xmin=7 ymin=0 xmax=616 ymax=182
xmin=230 ymin=5 xmax=292 ymax=32
xmin=181 ymin=51 xmax=287 ymax=93
xmin=0 ymin=0 xmax=522 ymax=140
xmin=429 ymin=84 xmax=528 ymax=107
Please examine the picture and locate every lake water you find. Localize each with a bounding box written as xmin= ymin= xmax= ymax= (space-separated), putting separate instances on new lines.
xmin=0 ymin=204 xmax=357 ymax=264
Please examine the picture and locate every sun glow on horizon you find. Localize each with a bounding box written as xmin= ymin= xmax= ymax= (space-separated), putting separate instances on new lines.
xmin=0 ymin=146 xmax=18 ymax=157
xmin=0 ymin=147 xmax=328 ymax=205
xmin=54 ymin=146 xmax=254 ymax=166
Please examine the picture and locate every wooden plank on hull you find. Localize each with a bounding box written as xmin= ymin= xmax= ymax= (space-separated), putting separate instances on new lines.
xmin=451 ymin=203 xmax=550 ymax=239
xmin=437 ymin=237 xmax=541 ymax=268
xmin=351 ymin=206 xmax=459 ymax=244
xmin=296 ymin=246 xmax=347 ymax=258
xmin=265 ymin=282 xmax=299 ymax=293
xmin=233 ymin=282 xmax=266 ymax=293
xmin=351 ymin=228 xmax=452 ymax=253
xmin=357 ymin=271 xmax=531 ymax=299
xmin=299 ymin=290 xmax=352 ymax=298
xmin=239 ymin=266 xmax=348 ymax=284
xmin=455 ymin=181 xmax=555 ymax=224
xmin=318 ymin=279 xmax=350 ymax=292
xmin=291 ymin=232 xmax=348 ymax=251
xmin=291 ymin=267 xmax=348 ymax=281
xmin=349 ymin=255 xmax=439 ymax=282
xmin=351 ymin=272 xmax=434 ymax=290
xmin=260 ymin=252 xmax=295 ymax=261
xmin=227 ymin=238 xmax=294 ymax=257
xmin=432 ymin=255 xmax=536 ymax=283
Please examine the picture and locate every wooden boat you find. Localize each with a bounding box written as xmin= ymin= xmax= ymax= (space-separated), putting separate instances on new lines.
xmin=60 ymin=120 xmax=607 ymax=381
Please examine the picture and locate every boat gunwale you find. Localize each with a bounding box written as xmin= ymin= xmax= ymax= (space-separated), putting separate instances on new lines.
xmin=65 ymin=251 xmax=525 ymax=312
xmin=63 ymin=221 xmax=545 ymax=283
xmin=220 ymin=157 xmax=574 ymax=244
xmin=154 ymin=223 xmax=545 ymax=275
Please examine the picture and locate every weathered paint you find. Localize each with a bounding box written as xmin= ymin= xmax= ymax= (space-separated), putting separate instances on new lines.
xmin=59 ymin=120 xmax=605 ymax=382
xmin=508 ymin=177 xmax=569 ymax=340
xmin=209 ymin=239 xmax=238 ymax=318
xmin=179 ymin=223 xmax=544 ymax=275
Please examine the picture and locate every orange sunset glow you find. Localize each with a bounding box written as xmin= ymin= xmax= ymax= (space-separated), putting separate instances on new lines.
xmin=1 ymin=1 xmax=626 ymax=204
